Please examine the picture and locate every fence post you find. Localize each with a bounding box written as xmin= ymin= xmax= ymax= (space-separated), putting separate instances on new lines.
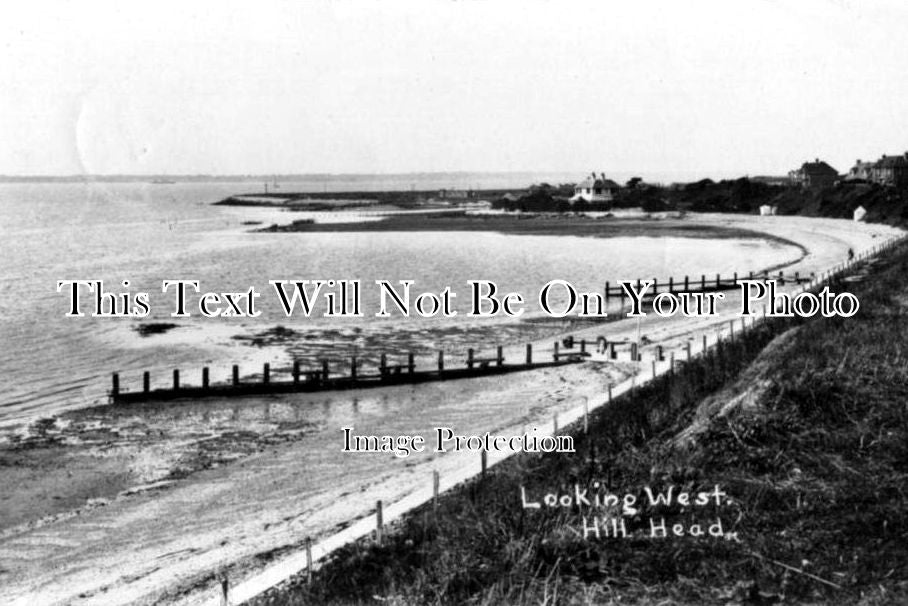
xmin=306 ymin=537 xmax=313 ymax=584
xmin=375 ymin=500 xmax=383 ymax=545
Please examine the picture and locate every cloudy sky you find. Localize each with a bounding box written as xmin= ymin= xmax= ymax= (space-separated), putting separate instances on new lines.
xmin=1 ymin=0 xmax=906 ymax=178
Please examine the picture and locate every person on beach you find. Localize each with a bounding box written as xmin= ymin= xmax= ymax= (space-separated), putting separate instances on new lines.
xmin=848 ymin=248 xmax=855 ymax=261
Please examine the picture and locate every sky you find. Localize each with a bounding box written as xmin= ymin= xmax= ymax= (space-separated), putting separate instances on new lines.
xmin=1 ymin=0 xmax=907 ymax=178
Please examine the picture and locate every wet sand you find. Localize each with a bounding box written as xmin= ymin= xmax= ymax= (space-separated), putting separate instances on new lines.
xmin=0 ymin=214 xmax=900 ymax=605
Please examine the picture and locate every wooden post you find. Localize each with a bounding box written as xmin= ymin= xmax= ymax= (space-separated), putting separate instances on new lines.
xmin=605 ymin=281 xmax=610 ymax=300
xmin=496 ymin=346 xmax=503 ymax=366
xmin=653 ymin=278 xmax=658 ymax=293
xmin=686 ymin=341 xmax=691 ymax=360
xmin=741 ymin=317 xmax=746 ymax=332
xmin=293 ymin=360 xmax=300 ymax=384
xmin=656 ymin=344 xmax=663 ymax=360
xmin=111 ymin=373 xmax=119 ymax=397
xmin=173 ymin=369 xmax=180 ymax=390
xmin=322 ymin=360 xmax=329 ymax=380
xmin=438 ymin=351 xmax=444 ymax=372
xmin=580 ymin=339 xmax=586 ymax=354
xmin=608 ymin=384 xmax=613 ymax=401
xmin=233 ymin=364 xmax=239 ymax=386
xmin=553 ymin=412 xmax=559 ymax=433
xmin=684 ymin=275 xmax=689 ymax=290
xmin=202 ymin=367 xmax=209 ymax=389
xmin=668 ymin=276 xmax=674 ymax=293
xmin=651 ymin=359 xmax=656 ymax=377
xmin=351 ymin=356 xmax=357 ymax=380
xmin=609 ymin=342 xmax=615 ymax=359
xmin=583 ymin=397 xmax=589 ymax=434
xmin=669 ymin=352 xmax=675 ymax=374
xmin=380 ymin=353 xmax=387 ymax=374
xmin=481 ymin=449 xmax=488 ymax=475
xmin=630 ymin=342 xmax=637 ymax=361
xmin=701 ymin=274 xmax=706 ymax=290
xmin=715 ymin=273 xmax=720 ymax=288
xmin=526 ymin=343 xmax=532 ymax=364
xmin=375 ymin=500 xmax=383 ymax=545
xmin=220 ymin=574 xmax=229 ymax=606
xmin=263 ymin=362 xmax=270 ymax=383
xmin=467 ymin=348 xmax=474 ymax=369
xmin=702 ymin=334 xmax=707 ymax=352
xmin=729 ymin=321 xmax=734 ymax=341
xmin=433 ymin=470 xmax=440 ymax=511
xmin=733 ymin=272 xmax=738 ymax=284
xmin=143 ymin=371 xmax=150 ymax=393
xmin=553 ymin=342 xmax=559 ymax=361
xmin=408 ymin=352 xmax=415 ymax=373
xmin=306 ymin=537 xmax=313 ymax=584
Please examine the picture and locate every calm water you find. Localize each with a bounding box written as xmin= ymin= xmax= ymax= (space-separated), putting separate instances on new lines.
xmin=0 ymin=180 xmax=799 ymax=424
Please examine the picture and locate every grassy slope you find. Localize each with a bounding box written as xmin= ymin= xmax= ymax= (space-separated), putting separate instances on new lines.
xmin=252 ymin=245 xmax=908 ymax=606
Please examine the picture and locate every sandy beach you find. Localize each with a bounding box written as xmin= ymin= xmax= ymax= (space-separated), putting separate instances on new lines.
xmin=0 ymin=213 xmax=900 ymax=606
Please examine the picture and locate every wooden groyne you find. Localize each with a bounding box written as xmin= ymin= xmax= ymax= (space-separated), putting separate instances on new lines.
xmin=110 ymin=342 xmax=591 ymax=404
xmin=603 ymin=269 xmax=812 ymax=300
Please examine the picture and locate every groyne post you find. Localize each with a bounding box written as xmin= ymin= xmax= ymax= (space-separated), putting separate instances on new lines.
xmin=733 ymin=272 xmax=738 ymax=285
xmin=111 ymin=373 xmax=119 ymax=397
xmin=232 ymin=365 xmax=239 ymax=386
xmin=686 ymin=342 xmax=692 ymax=360
xmin=605 ymin=281 xmax=610 ymax=301
xmin=526 ymin=344 xmax=532 ymax=364
xmin=684 ymin=275 xmax=689 ymax=290
xmin=202 ymin=367 xmax=209 ymax=389
xmin=438 ymin=351 xmax=444 ymax=372
xmin=496 ymin=346 xmax=503 ymax=367
xmin=715 ymin=273 xmax=720 ymax=288
xmin=553 ymin=412 xmax=559 ymax=433
xmin=467 ymin=348 xmax=474 ymax=369
xmin=263 ymin=363 xmax=270 ymax=384
xmin=630 ymin=342 xmax=637 ymax=361
xmin=220 ymin=574 xmax=229 ymax=606
xmin=322 ymin=360 xmax=329 ymax=380
xmin=293 ymin=360 xmax=300 ymax=384
xmin=656 ymin=345 xmax=663 ymax=361
xmin=173 ymin=369 xmax=180 ymax=391
xmin=702 ymin=334 xmax=707 ymax=353
xmin=668 ymin=276 xmax=674 ymax=293
xmin=408 ymin=353 xmax=415 ymax=374
xmin=580 ymin=339 xmax=586 ymax=354
xmin=350 ymin=357 xmax=357 ymax=380
xmin=481 ymin=450 xmax=488 ymax=475
xmin=583 ymin=396 xmax=589 ymax=434
xmin=701 ymin=274 xmax=706 ymax=290
xmin=143 ymin=371 xmax=150 ymax=393
xmin=553 ymin=342 xmax=559 ymax=361
xmin=380 ymin=353 xmax=387 ymax=375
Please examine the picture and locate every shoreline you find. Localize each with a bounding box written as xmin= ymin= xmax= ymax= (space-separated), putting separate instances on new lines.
xmin=0 ymin=214 xmax=901 ymax=605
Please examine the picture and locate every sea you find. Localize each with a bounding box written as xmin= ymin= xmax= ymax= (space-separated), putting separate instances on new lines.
xmin=0 ymin=175 xmax=801 ymax=427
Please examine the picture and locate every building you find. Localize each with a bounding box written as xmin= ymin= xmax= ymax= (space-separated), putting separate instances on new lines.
xmin=759 ymin=204 xmax=778 ymax=216
xmin=853 ymin=205 xmax=867 ymax=222
xmin=571 ymin=172 xmax=620 ymax=203
xmin=869 ymin=153 xmax=908 ymax=188
xmin=788 ymin=159 xmax=839 ymax=190
xmin=845 ymin=159 xmax=875 ymax=182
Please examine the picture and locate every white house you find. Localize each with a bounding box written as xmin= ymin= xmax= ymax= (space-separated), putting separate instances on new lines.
xmin=571 ymin=172 xmax=620 ymax=203
xmin=853 ymin=205 xmax=867 ymax=222
xmin=759 ymin=204 xmax=777 ymax=216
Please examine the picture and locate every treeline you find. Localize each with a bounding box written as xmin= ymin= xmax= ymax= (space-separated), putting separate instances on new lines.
xmin=492 ymin=178 xmax=908 ymax=227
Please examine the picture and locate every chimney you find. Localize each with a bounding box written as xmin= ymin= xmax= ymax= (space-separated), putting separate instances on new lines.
xmin=600 ymin=172 xmax=606 ymax=181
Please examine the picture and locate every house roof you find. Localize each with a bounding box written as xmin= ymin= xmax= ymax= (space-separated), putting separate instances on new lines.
xmin=576 ymin=177 xmax=620 ymax=189
xmin=875 ymin=154 xmax=908 ymax=168
xmin=799 ymin=160 xmax=838 ymax=175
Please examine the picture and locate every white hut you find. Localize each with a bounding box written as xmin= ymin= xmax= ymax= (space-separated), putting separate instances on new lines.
xmin=853 ymin=205 xmax=867 ymax=222
xmin=571 ymin=172 xmax=620 ymax=203
xmin=759 ymin=204 xmax=777 ymax=216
